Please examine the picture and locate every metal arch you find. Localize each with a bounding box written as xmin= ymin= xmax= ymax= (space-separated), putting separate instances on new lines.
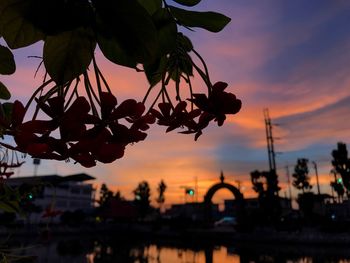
xmin=203 ymin=182 xmax=245 ymax=222
xmin=204 ymin=182 xmax=244 ymax=203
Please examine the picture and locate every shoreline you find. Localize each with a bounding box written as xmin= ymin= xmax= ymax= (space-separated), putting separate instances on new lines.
xmin=2 ymin=223 xmax=350 ymax=246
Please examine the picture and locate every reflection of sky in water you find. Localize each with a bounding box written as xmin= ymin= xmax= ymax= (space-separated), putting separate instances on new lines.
xmin=135 ymin=245 xmax=240 ymax=263
xmin=87 ymin=244 xmax=240 ymax=263
xmin=8 ymin=239 xmax=350 ymax=263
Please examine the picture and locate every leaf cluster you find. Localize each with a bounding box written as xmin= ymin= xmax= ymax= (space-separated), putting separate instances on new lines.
xmin=0 ymin=0 xmax=230 ymax=85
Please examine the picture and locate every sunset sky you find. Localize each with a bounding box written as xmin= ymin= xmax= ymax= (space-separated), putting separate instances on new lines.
xmin=2 ymin=0 xmax=350 ymax=208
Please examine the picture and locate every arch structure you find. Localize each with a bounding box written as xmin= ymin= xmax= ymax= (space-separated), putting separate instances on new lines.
xmin=204 ymin=182 xmax=244 ymax=204
xmin=203 ymin=173 xmax=245 ymax=221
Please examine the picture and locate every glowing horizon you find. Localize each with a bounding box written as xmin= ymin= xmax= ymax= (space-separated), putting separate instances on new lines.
xmin=2 ymin=0 xmax=350 ymax=207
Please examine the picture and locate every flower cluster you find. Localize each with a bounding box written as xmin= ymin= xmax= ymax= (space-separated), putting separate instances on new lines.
xmin=0 ymin=80 xmax=240 ymax=167
xmin=151 ymin=82 xmax=242 ymax=140
xmin=0 ymin=92 xmax=155 ymax=167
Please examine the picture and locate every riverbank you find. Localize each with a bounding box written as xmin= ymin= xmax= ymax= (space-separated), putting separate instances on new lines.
xmin=2 ymin=223 xmax=350 ymax=246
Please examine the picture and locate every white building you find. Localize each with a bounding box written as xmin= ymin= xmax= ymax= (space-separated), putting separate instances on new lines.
xmin=6 ymin=173 xmax=96 ymax=223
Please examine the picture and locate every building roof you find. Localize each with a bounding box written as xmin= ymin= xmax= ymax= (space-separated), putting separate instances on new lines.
xmin=6 ymin=173 xmax=95 ymax=186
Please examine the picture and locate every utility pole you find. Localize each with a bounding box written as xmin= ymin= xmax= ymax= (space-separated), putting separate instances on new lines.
xmin=312 ymin=161 xmax=321 ymax=195
xmin=263 ymin=108 xmax=279 ymax=196
xmin=285 ymin=165 xmax=292 ymax=208
xmin=263 ymin=108 xmax=276 ymax=172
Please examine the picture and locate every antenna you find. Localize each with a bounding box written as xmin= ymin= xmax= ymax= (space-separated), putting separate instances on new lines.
xmin=263 ymin=108 xmax=276 ymax=172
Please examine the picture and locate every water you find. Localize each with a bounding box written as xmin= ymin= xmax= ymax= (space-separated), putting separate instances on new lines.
xmin=6 ymin=237 xmax=350 ymax=263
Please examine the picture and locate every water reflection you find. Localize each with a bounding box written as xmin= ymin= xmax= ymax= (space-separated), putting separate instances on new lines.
xmin=9 ymin=238 xmax=350 ymax=263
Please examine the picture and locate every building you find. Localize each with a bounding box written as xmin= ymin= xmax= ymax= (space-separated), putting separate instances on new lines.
xmin=224 ymin=197 xmax=292 ymax=216
xmin=99 ymin=199 xmax=138 ymax=221
xmin=165 ymin=202 xmax=219 ymax=221
xmin=6 ymin=173 xmax=95 ymax=223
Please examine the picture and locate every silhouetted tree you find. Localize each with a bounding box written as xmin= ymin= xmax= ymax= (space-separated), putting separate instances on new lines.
xmin=331 ymin=142 xmax=350 ymax=193
xmin=330 ymin=181 xmax=345 ymax=203
xmin=99 ymin=183 xmax=113 ymax=207
xmin=250 ymin=170 xmax=280 ymax=197
xmin=250 ymin=170 xmax=281 ymax=222
xmin=292 ymin=158 xmax=312 ymax=193
xmin=133 ymin=181 xmax=151 ymax=217
xmin=251 ymin=170 xmax=265 ymax=197
xmin=156 ymin=180 xmax=167 ymax=210
xmin=297 ymin=192 xmax=316 ymax=222
xmin=330 ymin=169 xmax=345 ymax=203
xmin=114 ymin=190 xmax=124 ymax=201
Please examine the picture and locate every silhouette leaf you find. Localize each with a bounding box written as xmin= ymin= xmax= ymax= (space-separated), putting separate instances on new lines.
xmin=24 ymin=0 xmax=93 ymax=35
xmin=0 ymin=81 xmax=11 ymax=100
xmin=0 ymin=45 xmax=15 ymax=75
xmin=44 ymin=27 xmax=96 ymax=84
xmin=138 ymin=0 xmax=162 ymax=15
xmin=1 ymin=102 xmax=13 ymax=122
xmin=153 ymin=8 xmax=177 ymax=56
xmin=97 ymin=34 xmax=137 ymax=68
xmin=0 ymin=0 xmax=44 ymax=49
xmin=171 ymin=0 xmax=201 ymax=7
xmin=169 ymin=6 xmax=231 ymax=32
xmin=93 ymin=0 xmax=158 ymax=63
xmin=144 ymin=56 xmax=167 ymax=87
xmin=0 ymin=200 xmax=20 ymax=213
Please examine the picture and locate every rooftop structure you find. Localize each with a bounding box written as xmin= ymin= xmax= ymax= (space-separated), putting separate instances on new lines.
xmin=6 ymin=173 xmax=96 ymax=223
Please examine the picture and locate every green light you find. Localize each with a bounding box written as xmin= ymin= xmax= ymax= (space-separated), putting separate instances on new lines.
xmin=337 ymin=178 xmax=343 ymax=184
xmin=28 ymin=193 xmax=33 ymax=200
xmin=186 ymin=189 xmax=195 ymax=196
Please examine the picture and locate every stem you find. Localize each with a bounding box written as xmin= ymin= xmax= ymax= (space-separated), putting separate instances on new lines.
xmin=186 ymin=73 xmax=194 ymax=111
xmin=174 ymin=67 xmax=181 ymax=101
xmin=161 ymin=71 xmax=174 ymax=109
xmin=64 ymin=80 xmax=79 ymax=111
xmin=142 ymin=85 xmax=154 ymax=104
xmin=34 ymin=60 xmax=44 ymax=79
xmin=24 ymin=79 xmax=54 ymax=112
xmin=84 ymin=72 xmax=100 ymax=105
xmin=96 ymin=66 xmax=112 ymax=94
xmin=40 ymin=85 xmax=61 ymax=102
xmin=83 ymin=73 xmax=99 ymax=117
xmin=65 ymin=78 xmax=79 ymax=97
xmin=92 ymin=54 xmax=103 ymax=97
xmin=31 ymin=86 xmax=45 ymax=120
xmin=192 ymin=61 xmax=211 ymax=94
xmin=161 ymin=71 xmax=166 ymax=103
xmin=148 ymin=88 xmax=163 ymax=112
xmin=163 ymin=86 xmax=173 ymax=107
xmin=192 ymin=49 xmax=212 ymax=90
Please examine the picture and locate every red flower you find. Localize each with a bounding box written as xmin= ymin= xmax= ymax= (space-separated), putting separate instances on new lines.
xmin=68 ymin=127 xmax=125 ymax=166
xmin=59 ymin=97 xmax=92 ymax=141
xmin=151 ymin=101 xmax=200 ymax=132
xmin=189 ymin=81 xmax=241 ymax=126
xmin=100 ymin=92 xmax=118 ymax=120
